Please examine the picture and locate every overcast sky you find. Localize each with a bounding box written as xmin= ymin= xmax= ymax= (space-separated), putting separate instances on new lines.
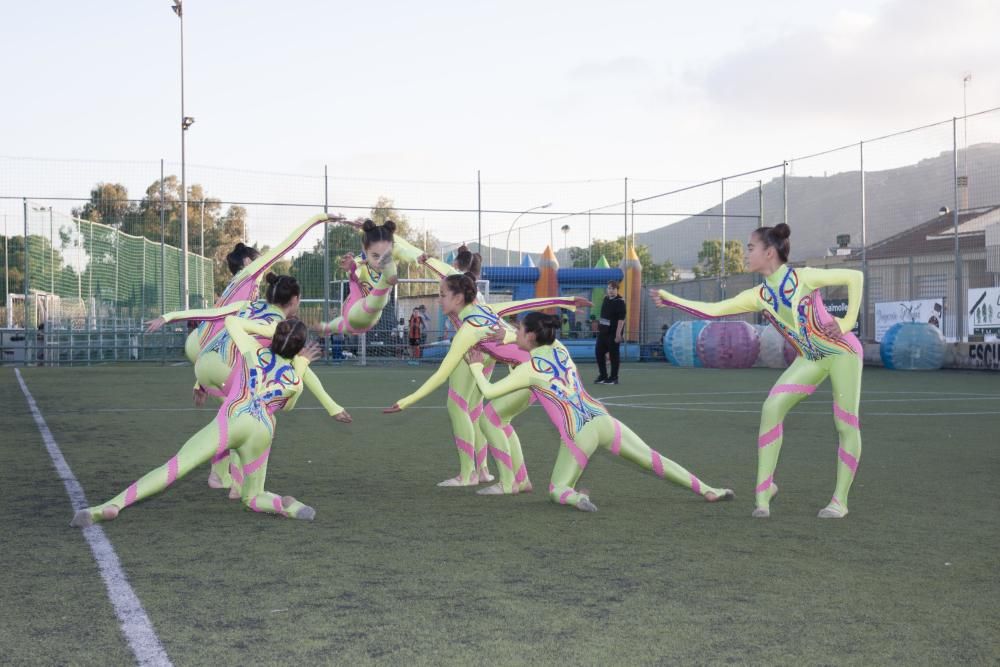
xmin=2 ymin=0 xmax=997 ymax=250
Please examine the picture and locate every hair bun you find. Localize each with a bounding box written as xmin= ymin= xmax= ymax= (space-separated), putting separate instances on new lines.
xmin=264 ymin=272 xmax=278 ymax=285
xmin=361 ymin=219 xmax=377 ymax=232
xmin=457 ymin=244 xmax=469 ymax=253
xmin=382 ymin=220 xmax=397 ymax=233
xmin=773 ymin=223 xmax=791 ymax=240
xmin=235 ymin=242 xmax=246 ymax=250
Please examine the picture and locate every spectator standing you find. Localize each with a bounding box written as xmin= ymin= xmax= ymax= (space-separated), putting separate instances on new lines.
xmin=594 ymin=280 xmax=626 ymax=385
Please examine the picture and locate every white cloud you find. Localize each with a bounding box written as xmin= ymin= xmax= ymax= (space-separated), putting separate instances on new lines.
xmin=699 ymin=0 xmax=1000 ymax=123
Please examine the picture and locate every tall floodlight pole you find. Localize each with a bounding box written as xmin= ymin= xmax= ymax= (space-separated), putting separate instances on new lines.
xmin=3 ymin=215 xmax=9 ymax=307
xmin=963 ymin=73 xmax=971 ymax=178
xmin=505 ymin=202 xmax=551 ymax=266
xmin=172 ymin=0 xmax=194 ymax=308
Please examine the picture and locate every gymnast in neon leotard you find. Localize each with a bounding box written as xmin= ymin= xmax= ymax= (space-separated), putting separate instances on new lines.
xmin=460 ymin=312 xmax=733 ymax=512
xmin=651 ymin=222 xmax=863 ymax=519
xmin=146 ymin=274 xmax=350 ymax=490
xmin=315 ymin=219 xmax=427 ymax=336
xmin=177 ymin=213 xmax=339 ymax=396
xmin=385 ymin=272 xmax=587 ymax=493
xmin=71 ymin=316 xmax=351 ymax=527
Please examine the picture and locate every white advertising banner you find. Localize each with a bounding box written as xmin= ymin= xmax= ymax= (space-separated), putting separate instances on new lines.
xmin=874 ymin=299 xmax=944 ymax=342
xmin=967 ymin=287 xmax=1000 ymax=339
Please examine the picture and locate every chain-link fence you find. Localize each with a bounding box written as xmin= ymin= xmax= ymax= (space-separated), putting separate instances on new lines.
xmin=3 ymin=108 xmax=1000 ymax=364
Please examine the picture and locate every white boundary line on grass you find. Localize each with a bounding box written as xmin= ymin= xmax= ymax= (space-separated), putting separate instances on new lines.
xmin=14 ymin=369 xmax=172 ymax=667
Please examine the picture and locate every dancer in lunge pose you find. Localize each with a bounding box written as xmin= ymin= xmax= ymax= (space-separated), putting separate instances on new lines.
xmin=460 ymin=312 xmax=733 ymax=512
xmin=385 ymin=272 xmax=588 ymax=492
xmin=71 ymin=316 xmax=351 ymax=528
xmin=148 ymin=274 xmax=350 ymax=489
xmin=650 ymin=223 xmax=863 ymax=519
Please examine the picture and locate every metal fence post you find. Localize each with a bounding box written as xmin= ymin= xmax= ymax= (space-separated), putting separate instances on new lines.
xmin=782 ymin=161 xmax=788 ymax=225
xmin=160 ymin=159 xmax=167 ymax=364
xmin=860 ymin=141 xmax=868 ymax=341
xmin=323 ymin=164 xmax=331 ymax=363
xmin=952 ymin=118 xmax=963 ymax=341
xmin=720 ymin=178 xmax=726 ymax=299
xmin=22 ymin=198 xmax=30 ymax=366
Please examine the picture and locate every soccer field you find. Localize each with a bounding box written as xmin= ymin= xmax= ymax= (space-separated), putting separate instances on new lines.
xmin=3 ymin=363 xmax=998 ymax=665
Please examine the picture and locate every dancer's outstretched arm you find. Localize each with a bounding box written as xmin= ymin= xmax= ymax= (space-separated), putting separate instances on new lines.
xmin=146 ymin=301 xmax=247 ymax=332
xmin=389 ymin=325 xmax=483 ymax=410
xmin=392 ymin=236 xmax=456 ymax=278
xmin=649 ymin=287 xmax=758 ymax=319
xmin=224 ymin=213 xmax=337 ymax=303
xmin=799 ymin=267 xmax=864 ymax=333
xmin=490 ymin=296 xmax=588 ymax=342
xmin=301 ymin=367 xmax=351 ymax=421
xmin=467 ymin=359 xmax=533 ymax=401
xmin=242 ymin=214 xmax=335 ymax=283
xmin=389 ymin=235 xmax=433 ymax=266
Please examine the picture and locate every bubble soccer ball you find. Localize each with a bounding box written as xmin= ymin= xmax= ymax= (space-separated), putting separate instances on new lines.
xmin=757 ymin=324 xmax=797 ymax=368
xmin=880 ymin=322 xmax=945 ymax=370
xmin=697 ymin=321 xmax=760 ymax=369
xmin=663 ymin=320 xmax=709 ymax=367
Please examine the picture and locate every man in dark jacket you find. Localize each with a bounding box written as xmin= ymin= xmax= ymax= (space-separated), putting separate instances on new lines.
xmin=594 ymin=280 xmax=626 ymax=384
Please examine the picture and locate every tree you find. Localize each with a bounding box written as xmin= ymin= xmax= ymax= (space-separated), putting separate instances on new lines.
xmin=76 ymin=178 xmax=249 ymax=296
xmin=694 ymin=239 xmax=745 ymax=278
xmin=72 ymin=183 xmax=138 ymax=229
xmin=567 ymin=237 xmax=677 ymax=284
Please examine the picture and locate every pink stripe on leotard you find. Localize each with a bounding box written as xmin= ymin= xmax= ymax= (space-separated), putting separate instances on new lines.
xmin=447 ymin=388 xmax=469 ymax=413
xmin=611 ymin=419 xmax=622 ymax=455
xmin=454 ymin=437 xmax=475 ymax=459
xmin=690 ymin=475 xmax=701 ymax=495
xmin=242 ymin=447 xmax=271 ymax=476
xmin=515 ymin=464 xmax=528 ymax=484
xmin=484 ymin=403 xmax=502 ymax=427
xmin=758 ymin=424 xmax=783 ymax=448
xmin=469 ymin=402 xmax=484 ymax=421
xmin=651 ymin=451 xmax=664 ymax=478
xmin=488 ymin=445 xmax=513 ymax=470
xmin=833 ymin=404 xmax=860 ymax=430
xmin=166 ymin=456 xmax=179 ymax=486
xmin=837 ymin=446 xmax=859 ymax=474
xmin=558 ymin=489 xmax=574 ymax=505
xmin=562 ymin=435 xmax=590 ymax=470
xmin=125 ymin=483 xmax=138 ymax=507
xmin=755 ymin=475 xmax=774 ymax=494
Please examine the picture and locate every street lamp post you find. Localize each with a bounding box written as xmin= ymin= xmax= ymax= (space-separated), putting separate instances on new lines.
xmin=172 ymin=0 xmax=194 ymax=308
xmin=560 ymin=224 xmax=570 ymax=256
xmin=505 ymin=203 xmax=551 ymax=266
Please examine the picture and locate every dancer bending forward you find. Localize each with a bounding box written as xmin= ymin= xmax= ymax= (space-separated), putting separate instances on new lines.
xmin=464 ymin=312 xmax=733 ymax=512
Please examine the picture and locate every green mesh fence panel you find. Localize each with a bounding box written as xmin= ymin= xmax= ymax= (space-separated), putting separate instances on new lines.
xmin=23 ymin=217 xmax=214 ymax=321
